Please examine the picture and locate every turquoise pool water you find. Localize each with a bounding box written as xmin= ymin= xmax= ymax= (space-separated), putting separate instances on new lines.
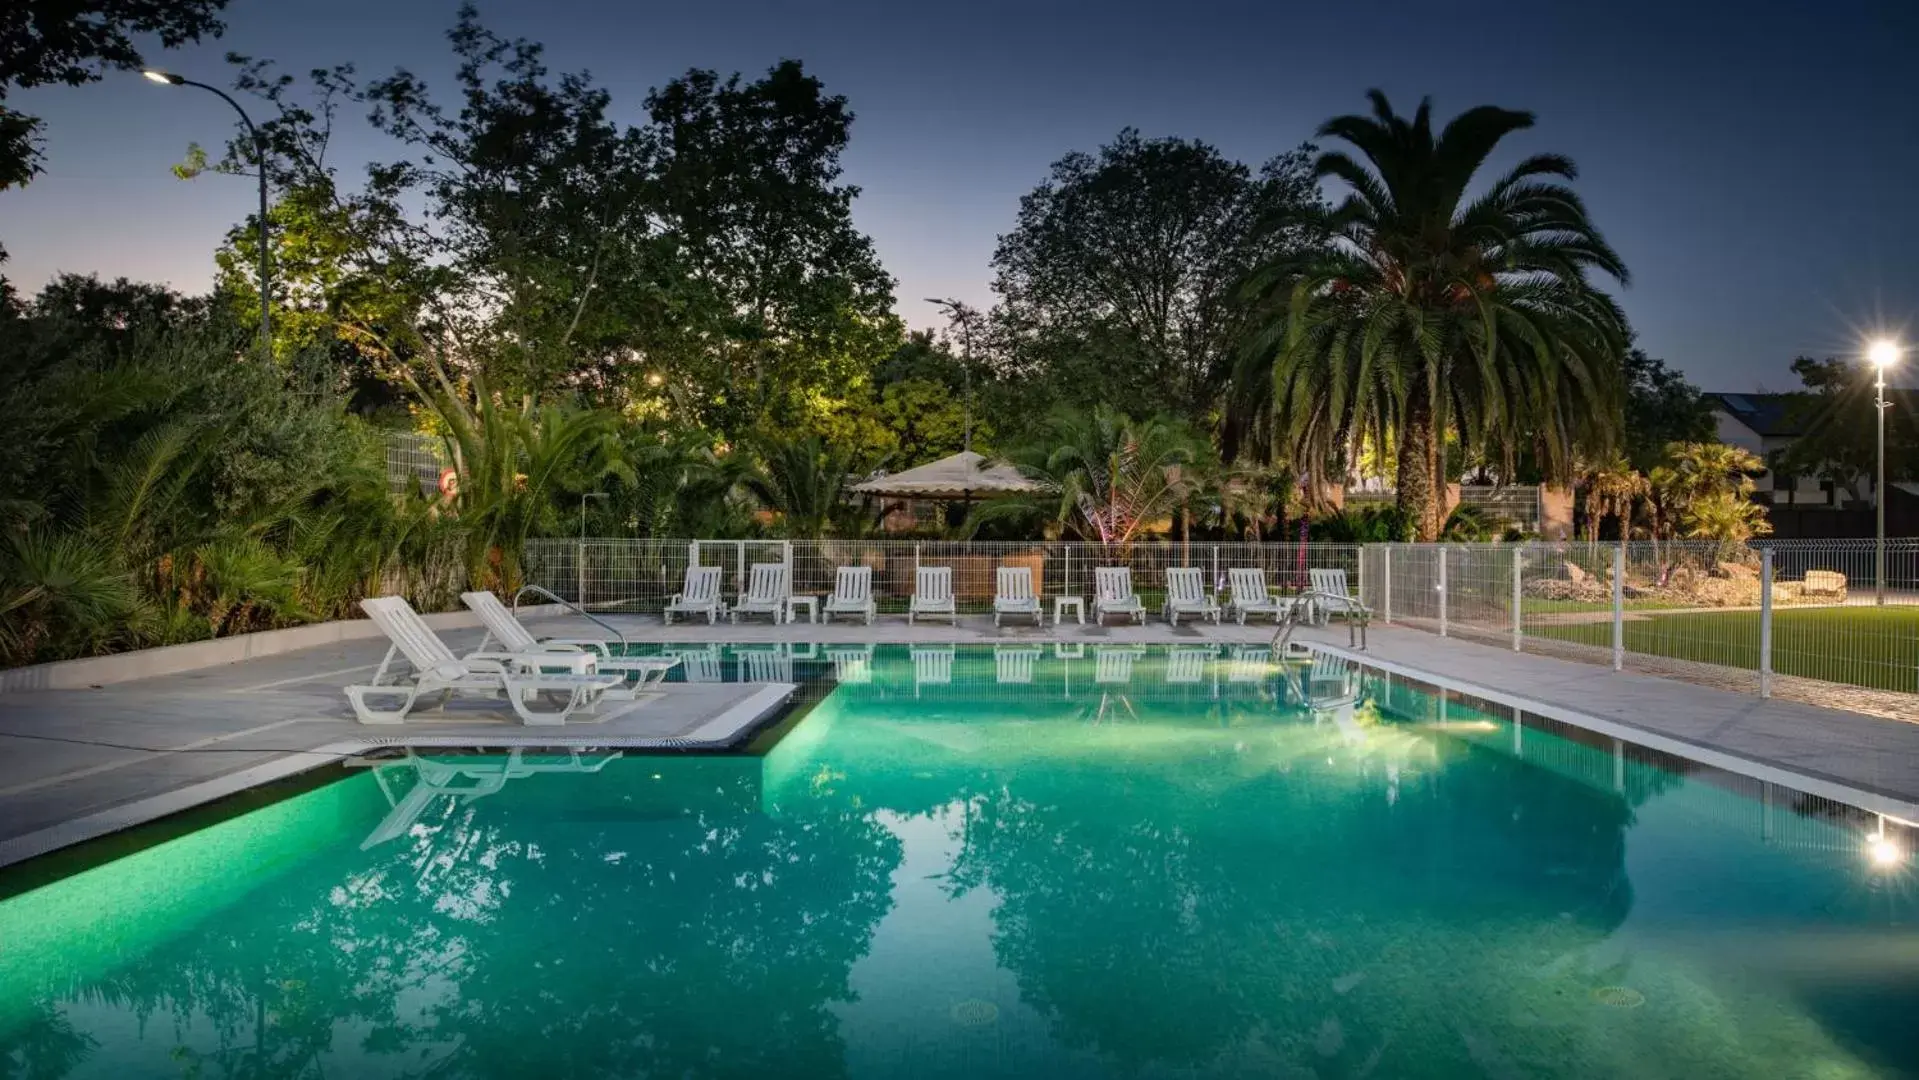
xmin=2 ymin=644 xmax=1916 ymax=1078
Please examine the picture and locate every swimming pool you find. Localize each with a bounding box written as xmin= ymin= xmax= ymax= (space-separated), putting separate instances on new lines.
xmin=2 ymin=644 xmax=1915 ymax=1078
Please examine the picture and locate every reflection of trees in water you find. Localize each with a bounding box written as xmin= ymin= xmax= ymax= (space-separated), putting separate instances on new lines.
xmin=940 ymin=729 xmax=1635 ymax=1075
xmin=3 ymin=759 xmax=901 ymax=1080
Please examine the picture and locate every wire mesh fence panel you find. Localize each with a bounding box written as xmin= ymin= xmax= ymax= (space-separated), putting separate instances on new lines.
xmin=1357 ymin=538 xmax=1919 ymax=717
xmin=524 ymin=539 xmax=1362 ymax=619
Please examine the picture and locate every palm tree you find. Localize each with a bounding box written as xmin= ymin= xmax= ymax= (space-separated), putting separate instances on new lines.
xmin=1581 ymin=453 xmax=1648 ymax=544
xmin=988 ymin=405 xmax=1204 ymax=550
xmin=1238 ymin=90 xmax=1630 ymax=540
xmin=743 ymin=434 xmax=873 ymax=538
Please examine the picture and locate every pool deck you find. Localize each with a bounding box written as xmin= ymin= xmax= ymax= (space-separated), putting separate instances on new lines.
xmin=4 ymin=611 xmax=1918 ymax=870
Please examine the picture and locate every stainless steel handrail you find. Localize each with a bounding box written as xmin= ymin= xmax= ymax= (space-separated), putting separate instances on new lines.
xmin=513 ymin=583 xmax=630 ymax=654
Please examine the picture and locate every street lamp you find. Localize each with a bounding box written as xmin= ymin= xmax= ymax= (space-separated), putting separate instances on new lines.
xmin=1868 ymin=338 xmax=1901 ymax=605
xmin=143 ymin=69 xmax=271 ymax=356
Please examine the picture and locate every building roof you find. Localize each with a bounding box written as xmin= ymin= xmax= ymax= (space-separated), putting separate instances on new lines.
xmin=1706 ymin=392 xmax=1807 ymax=438
xmin=850 ymin=450 xmax=1040 ymax=498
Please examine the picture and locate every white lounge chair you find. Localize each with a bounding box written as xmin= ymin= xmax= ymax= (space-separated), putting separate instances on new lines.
xmin=910 ymin=565 xmax=957 ymax=625
xmin=995 ymin=645 xmax=1041 ymax=684
xmin=1093 ymin=567 xmax=1146 ymax=625
xmin=664 ymin=565 xmax=725 ymax=624
xmin=1308 ymin=568 xmax=1370 ymax=624
xmin=1163 ymin=568 xmax=1221 ymax=626
xmin=344 ymin=596 xmax=622 ymax=726
xmin=994 ymin=566 xmax=1043 ymax=626
xmin=913 ymin=646 xmax=954 ymax=696
xmin=461 ymin=591 xmax=679 ymax=688
xmin=1226 ymin=567 xmax=1292 ymax=625
xmin=823 ymin=565 xmax=877 ymax=625
xmin=730 ymin=562 xmax=789 ymax=624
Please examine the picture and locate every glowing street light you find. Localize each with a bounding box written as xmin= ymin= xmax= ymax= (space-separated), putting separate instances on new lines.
xmin=1869 ymin=339 xmax=1902 ymax=605
xmin=143 ymin=69 xmax=271 ymax=356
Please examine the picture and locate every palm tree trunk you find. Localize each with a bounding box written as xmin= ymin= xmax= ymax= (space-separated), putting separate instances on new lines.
xmin=1396 ymin=384 xmax=1441 ymax=541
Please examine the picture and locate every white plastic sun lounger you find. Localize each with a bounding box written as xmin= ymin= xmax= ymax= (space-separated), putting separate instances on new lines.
xmin=664 ymin=565 xmax=725 ymax=624
xmin=344 ymin=596 xmax=621 ymax=725
xmin=1226 ymin=567 xmax=1292 ymax=625
xmin=994 ymin=566 xmax=1042 ymax=626
xmin=730 ymin=563 xmax=789 ymax=624
xmin=823 ymin=565 xmax=877 ymax=625
xmin=1163 ymin=568 xmax=1221 ymax=626
xmin=910 ymin=566 xmax=956 ymax=625
xmin=1093 ymin=567 xmax=1146 ymax=625
xmin=461 ymin=591 xmax=678 ymax=688
xmin=1308 ymin=568 xmax=1370 ymax=624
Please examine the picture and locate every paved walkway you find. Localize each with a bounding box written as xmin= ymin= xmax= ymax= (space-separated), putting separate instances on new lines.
xmin=0 ymin=621 xmax=789 ymax=868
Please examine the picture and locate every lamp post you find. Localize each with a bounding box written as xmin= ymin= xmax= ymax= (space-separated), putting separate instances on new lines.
xmin=1868 ymin=338 xmax=1901 ymax=605
xmin=926 ymin=297 xmax=975 ymax=453
xmin=144 ymin=69 xmax=271 ymax=356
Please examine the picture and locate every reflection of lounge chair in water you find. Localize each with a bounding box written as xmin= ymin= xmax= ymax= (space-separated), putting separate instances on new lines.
xmin=668 ymin=644 xmax=725 ymax=682
xmin=736 ymin=644 xmax=795 ymax=683
xmin=996 ymin=645 xmax=1041 ymax=684
xmin=1165 ymin=645 xmax=1216 ymax=684
xmin=913 ymin=646 xmax=954 ymax=697
xmin=827 ymin=645 xmax=874 ymax=684
xmin=356 ymin=748 xmax=619 ymax=849
xmin=1227 ymin=645 xmax=1272 ymax=683
xmin=1091 ymin=647 xmax=1144 ymax=723
xmin=1290 ymin=653 xmax=1364 ymax=741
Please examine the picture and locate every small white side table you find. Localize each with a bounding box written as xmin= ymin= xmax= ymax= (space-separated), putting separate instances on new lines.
xmin=1053 ymin=595 xmax=1085 ymax=626
xmin=785 ymin=595 xmax=819 ymax=624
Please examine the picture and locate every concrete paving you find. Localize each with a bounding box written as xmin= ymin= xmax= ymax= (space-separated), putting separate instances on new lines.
xmin=5 ymin=609 xmax=1918 ymax=871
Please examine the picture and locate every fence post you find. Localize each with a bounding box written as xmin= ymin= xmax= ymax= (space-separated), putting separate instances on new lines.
xmin=1611 ymin=543 xmax=1625 ymax=672
xmin=1760 ymin=547 xmax=1774 ymax=698
xmin=1511 ymin=544 xmax=1523 ymax=652
xmin=1438 ymin=546 xmax=1449 ymax=637
xmin=1354 ymin=544 xmax=1365 ymax=612
xmin=1383 ymin=545 xmax=1393 ymax=624
xmin=577 ymin=540 xmax=587 ymax=605
xmin=1212 ymin=545 xmax=1220 ymax=595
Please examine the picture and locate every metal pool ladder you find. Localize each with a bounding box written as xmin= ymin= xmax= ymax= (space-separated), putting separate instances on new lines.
xmin=1270 ymin=593 xmax=1369 ymax=657
xmin=513 ymin=583 xmax=630 ymax=655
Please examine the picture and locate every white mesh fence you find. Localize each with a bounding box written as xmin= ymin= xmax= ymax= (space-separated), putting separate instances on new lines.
xmin=1359 ymin=538 xmax=1919 ymax=715
xmin=522 ymin=539 xmax=1362 ymax=617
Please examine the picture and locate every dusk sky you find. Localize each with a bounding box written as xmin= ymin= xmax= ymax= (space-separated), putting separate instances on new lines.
xmin=5 ymin=0 xmax=1917 ymax=391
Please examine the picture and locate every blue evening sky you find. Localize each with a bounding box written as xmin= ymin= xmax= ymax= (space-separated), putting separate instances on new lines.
xmin=5 ymin=0 xmax=1917 ymax=391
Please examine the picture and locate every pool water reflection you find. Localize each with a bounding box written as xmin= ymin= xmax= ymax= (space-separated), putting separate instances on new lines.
xmin=1 ymin=645 xmax=1915 ymax=1078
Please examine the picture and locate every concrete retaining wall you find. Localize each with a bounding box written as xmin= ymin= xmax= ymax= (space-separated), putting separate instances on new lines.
xmin=0 ymin=604 xmax=569 ymax=694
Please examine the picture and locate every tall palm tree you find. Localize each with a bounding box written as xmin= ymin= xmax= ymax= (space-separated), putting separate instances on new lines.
xmin=1238 ymin=91 xmax=1630 ymax=539
xmin=743 ymin=434 xmax=873 ymax=538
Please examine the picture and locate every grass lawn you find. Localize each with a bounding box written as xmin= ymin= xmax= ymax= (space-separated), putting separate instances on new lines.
xmin=1529 ymin=606 xmax=1919 ymax=693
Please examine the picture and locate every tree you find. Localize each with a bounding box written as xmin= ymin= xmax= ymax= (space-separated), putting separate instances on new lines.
xmin=1775 ymin=355 xmax=1919 ymax=503
xmin=1239 ymin=91 xmax=1630 ymax=540
xmin=991 ymin=129 xmax=1322 ymax=429
xmin=742 ymin=433 xmax=873 ymax=538
xmin=982 ymin=405 xmax=1207 ymax=548
xmin=0 ymin=0 xmax=228 ymax=196
xmin=642 ymin=60 xmax=901 ymax=437
xmin=1621 ymin=348 xmax=1712 ymax=472
xmin=1579 ymin=452 xmax=1647 ymax=542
